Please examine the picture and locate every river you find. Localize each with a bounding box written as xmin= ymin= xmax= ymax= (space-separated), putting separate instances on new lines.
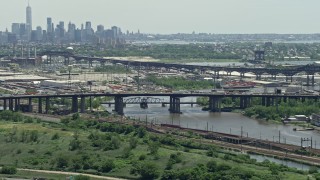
xmin=103 ymin=96 xmax=320 ymax=149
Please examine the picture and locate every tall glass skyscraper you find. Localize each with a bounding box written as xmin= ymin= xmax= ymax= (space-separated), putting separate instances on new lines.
xmin=47 ymin=18 xmax=53 ymax=33
xmin=26 ymin=1 xmax=32 ymax=39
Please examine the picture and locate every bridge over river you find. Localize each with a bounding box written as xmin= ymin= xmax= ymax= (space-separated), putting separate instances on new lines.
xmin=0 ymin=92 xmax=318 ymax=115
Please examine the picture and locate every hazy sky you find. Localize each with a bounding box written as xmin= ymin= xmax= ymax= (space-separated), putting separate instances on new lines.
xmin=0 ymin=0 xmax=319 ymax=34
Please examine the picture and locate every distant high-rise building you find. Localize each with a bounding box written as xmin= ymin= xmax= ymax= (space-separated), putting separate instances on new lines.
xmin=85 ymin=21 xmax=91 ymax=30
xmin=97 ymin=25 xmax=104 ymax=32
xmin=75 ymin=29 xmax=82 ymax=42
xmin=59 ymin=21 xmax=65 ymax=30
xmin=111 ymin=26 xmax=121 ymax=38
xmin=36 ymin=26 xmax=43 ymax=41
xmin=19 ymin=23 xmax=26 ymax=37
xmin=11 ymin=23 xmax=20 ymax=35
xmin=47 ymin=17 xmax=53 ymax=33
xmin=26 ymin=2 xmax=32 ymax=39
xmin=57 ymin=21 xmax=65 ymax=38
xmin=67 ymin=22 xmax=76 ymax=41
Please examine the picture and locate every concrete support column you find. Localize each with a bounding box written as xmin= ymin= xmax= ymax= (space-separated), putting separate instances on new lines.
xmin=28 ymin=97 xmax=32 ymax=112
xmin=3 ymin=99 xmax=7 ymax=110
xmin=312 ymin=75 xmax=315 ymax=86
xmin=45 ymin=97 xmax=50 ymax=114
xmin=72 ymin=96 xmax=79 ymax=113
xmin=174 ymin=98 xmax=180 ymax=113
xmin=240 ymin=97 xmax=250 ymax=109
xmin=15 ymin=99 xmax=19 ymax=111
xmin=38 ymin=98 xmax=43 ymax=113
xmin=283 ymin=97 xmax=287 ymax=103
xmin=266 ymin=97 xmax=271 ymax=107
xmin=9 ymin=99 xmax=13 ymax=111
xmin=209 ymin=96 xmax=221 ymax=112
xmin=291 ymin=76 xmax=293 ymax=82
xmin=307 ymin=75 xmax=310 ymax=86
xmin=240 ymin=97 xmax=244 ymax=109
xmin=262 ymin=97 xmax=266 ymax=106
xmin=114 ymin=96 xmax=124 ymax=115
xmin=80 ymin=96 xmax=86 ymax=113
xmin=169 ymin=96 xmax=173 ymax=113
xmin=169 ymin=96 xmax=181 ymax=113
xmin=49 ymin=55 xmax=52 ymax=64
xmin=89 ymin=60 xmax=93 ymax=68
xmin=245 ymin=97 xmax=251 ymax=108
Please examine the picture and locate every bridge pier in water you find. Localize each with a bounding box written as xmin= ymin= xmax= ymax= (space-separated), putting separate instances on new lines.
xmin=169 ymin=96 xmax=181 ymax=113
xmin=209 ymin=96 xmax=221 ymax=112
xmin=114 ymin=96 xmax=124 ymax=115
xmin=240 ymin=97 xmax=251 ymax=109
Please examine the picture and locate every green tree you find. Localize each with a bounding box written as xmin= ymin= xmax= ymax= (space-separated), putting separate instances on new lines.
xmin=130 ymin=162 xmax=160 ymax=180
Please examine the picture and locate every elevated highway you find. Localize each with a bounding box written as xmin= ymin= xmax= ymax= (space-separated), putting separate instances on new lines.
xmin=7 ymin=50 xmax=320 ymax=85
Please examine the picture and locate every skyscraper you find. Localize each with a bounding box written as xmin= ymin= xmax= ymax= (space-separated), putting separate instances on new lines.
xmin=26 ymin=1 xmax=32 ymax=39
xmin=11 ymin=23 xmax=20 ymax=35
xmin=47 ymin=17 xmax=53 ymax=33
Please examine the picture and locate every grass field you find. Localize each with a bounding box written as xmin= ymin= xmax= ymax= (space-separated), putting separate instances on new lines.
xmin=0 ymin=112 xmax=317 ymax=180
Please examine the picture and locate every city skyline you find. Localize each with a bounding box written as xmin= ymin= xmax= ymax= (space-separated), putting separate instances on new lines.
xmin=1 ymin=0 xmax=320 ymax=34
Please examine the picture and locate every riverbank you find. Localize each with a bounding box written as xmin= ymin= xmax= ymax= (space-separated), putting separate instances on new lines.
xmin=0 ymin=111 xmax=313 ymax=180
xmin=24 ymin=112 xmax=320 ymax=167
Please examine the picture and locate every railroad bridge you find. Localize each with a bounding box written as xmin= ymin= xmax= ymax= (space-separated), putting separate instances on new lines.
xmin=0 ymin=93 xmax=319 ymax=115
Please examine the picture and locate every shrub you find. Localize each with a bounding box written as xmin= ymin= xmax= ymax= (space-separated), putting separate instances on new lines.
xmin=74 ymin=175 xmax=90 ymax=180
xmin=139 ymin=154 xmax=147 ymax=161
xmin=130 ymin=161 xmax=160 ymax=180
xmin=129 ymin=137 xmax=138 ymax=149
xmin=51 ymin=133 xmax=60 ymax=140
xmin=100 ymin=160 xmax=115 ymax=173
xmin=309 ymin=166 xmax=318 ymax=174
xmin=207 ymin=160 xmax=217 ymax=172
xmin=1 ymin=166 xmax=17 ymax=174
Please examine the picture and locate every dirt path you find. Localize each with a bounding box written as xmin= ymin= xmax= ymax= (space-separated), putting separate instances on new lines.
xmin=18 ymin=168 xmax=127 ymax=180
